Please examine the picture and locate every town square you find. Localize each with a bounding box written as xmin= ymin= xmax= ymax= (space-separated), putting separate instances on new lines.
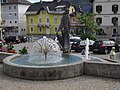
xmin=0 ymin=0 xmax=120 ymax=90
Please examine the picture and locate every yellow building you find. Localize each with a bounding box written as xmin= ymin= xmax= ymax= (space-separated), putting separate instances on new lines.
xmin=25 ymin=0 xmax=76 ymax=38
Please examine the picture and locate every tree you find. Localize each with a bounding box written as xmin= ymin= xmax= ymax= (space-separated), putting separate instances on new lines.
xmin=77 ymin=13 xmax=98 ymax=40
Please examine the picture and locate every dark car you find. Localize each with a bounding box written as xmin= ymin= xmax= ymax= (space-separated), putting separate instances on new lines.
xmin=109 ymin=34 xmax=120 ymax=41
xmin=71 ymin=39 xmax=81 ymax=51
xmin=71 ymin=40 xmax=94 ymax=52
xmin=4 ymin=36 xmax=21 ymax=44
xmin=19 ymin=36 xmax=27 ymax=43
xmin=92 ymin=40 xmax=120 ymax=54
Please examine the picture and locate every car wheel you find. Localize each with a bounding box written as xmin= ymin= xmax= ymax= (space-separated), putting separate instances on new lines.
xmin=105 ymin=49 xmax=108 ymax=54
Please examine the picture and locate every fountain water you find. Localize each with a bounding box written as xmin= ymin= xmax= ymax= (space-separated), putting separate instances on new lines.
xmin=85 ymin=38 xmax=89 ymax=60
xmin=28 ymin=36 xmax=62 ymax=64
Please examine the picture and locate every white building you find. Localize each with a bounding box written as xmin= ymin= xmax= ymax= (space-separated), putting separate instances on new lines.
xmin=1 ymin=0 xmax=31 ymax=36
xmin=93 ymin=0 xmax=120 ymax=36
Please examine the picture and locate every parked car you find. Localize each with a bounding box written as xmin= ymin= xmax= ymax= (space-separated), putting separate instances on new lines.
xmin=4 ymin=36 xmax=21 ymax=44
xmin=71 ymin=39 xmax=81 ymax=51
xmin=70 ymin=37 xmax=81 ymax=45
xmin=92 ymin=40 xmax=120 ymax=54
xmin=109 ymin=34 xmax=120 ymax=41
xmin=71 ymin=39 xmax=94 ymax=52
xmin=19 ymin=36 xmax=27 ymax=43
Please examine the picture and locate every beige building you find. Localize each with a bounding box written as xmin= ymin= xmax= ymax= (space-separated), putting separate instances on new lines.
xmin=93 ymin=0 xmax=120 ymax=36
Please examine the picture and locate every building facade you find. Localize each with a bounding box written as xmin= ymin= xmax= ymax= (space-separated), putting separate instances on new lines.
xmin=1 ymin=0 xmax=31 ymax=37
xmin=93 ymin=0 xmax=120 ymax=36
xmin=0 ymin=0 xmax=2 ymax=39
xmin=26 ymin=0 xmax=76 ymax=38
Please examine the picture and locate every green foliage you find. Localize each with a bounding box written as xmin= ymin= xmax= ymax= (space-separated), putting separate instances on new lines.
xmin=77 ymin=13 xmax=98 ymax=40
xmin=19 ymin=47 xmax=28 ymax=55
xmin=7 ymin=43 xmax=14 ymax=50
xmin=0 ymin=42 xmax=2 ymax=48
xmin=1 ymin=20 xmax=6 ymax=25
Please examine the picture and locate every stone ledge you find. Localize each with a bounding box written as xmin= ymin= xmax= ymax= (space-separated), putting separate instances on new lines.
xmin=3 ymin=54 xmax=83 ymax=80
xmin=84 ymin=61 xmax=120 ymax=79
xmin=0 ymin=52 xmax=13 ymax=63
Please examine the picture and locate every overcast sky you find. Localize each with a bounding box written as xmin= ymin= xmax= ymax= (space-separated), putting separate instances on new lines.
xmin=28 ymin=0 xmax=53 ymax=3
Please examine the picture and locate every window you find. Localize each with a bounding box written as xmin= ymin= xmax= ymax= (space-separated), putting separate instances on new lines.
xmin=56 ymin=8 xmax=62 ymax=12
xmin=9 ymin=13 xmax=11 ymax=17
xmin=54 ymin=27 xmax=58 ymax=32
xmin=39 ymin=17 xmax=42 ymax=23
xmin=112 ymin=17 xmax=118 ymax=26
xmin=9 ymin=6 xmax=11 ymax=10
xmin=15 ymin=21 xmax=17 ymax=23
xmin=42 ymin=10 xmax=46 ymax=14
xmin=30 ymin=18 xmax=33 ymax=24
xmin=14 ymin=6 xmax=16 ymax=9
xmin=21 ymin=29 xmax=23 ymax=31
xmin=24 ymin=29 xmax=25 ymax=31
xmin=96 ymin=5 xmax=102 ymax=13
xmin=112 ymin=4 xmax=118 ymax=13
xmin=72 ymin=8 xmax=74 ymax=12
xmin=96 ymin=17 xmax=102 ymax=25
xmin=46 ymin=17 xmax=49 ymax=23
xmin=73 ymin=18 xmax=75 ymax=22
xmin=39 ymin=27 xmax=42 ymax=32
xmin=10 ymin=21 xmax=12 ymax=24
xmin=30 ymin=27 xmax=34 ymax=32
xmin=54 ymin=16 xmax=57 ymax=23
xmin=14 ymin=13 xmax=16 ymax=16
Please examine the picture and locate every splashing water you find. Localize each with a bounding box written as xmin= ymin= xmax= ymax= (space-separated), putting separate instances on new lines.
xmin=28 ymin=36 xmax=62 ymax=64
xmin=85 ymin=38 xmax=89 ymax=60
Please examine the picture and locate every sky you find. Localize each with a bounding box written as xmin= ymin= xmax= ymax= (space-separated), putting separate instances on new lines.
xmin=28 ymin=0 xmax=53 ymax=3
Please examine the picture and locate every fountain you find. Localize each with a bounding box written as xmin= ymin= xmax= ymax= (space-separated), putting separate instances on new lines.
xmin=3 ymin=36 xmax=115 ymax=80
xmin=85 ymin=38 xmax=89 ymax=60
xmin=3 ymin=36 xmax=84 ymax=80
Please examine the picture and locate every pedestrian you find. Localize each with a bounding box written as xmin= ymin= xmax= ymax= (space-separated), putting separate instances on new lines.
xmin=109 ymin=47 xmax=116 ymax=60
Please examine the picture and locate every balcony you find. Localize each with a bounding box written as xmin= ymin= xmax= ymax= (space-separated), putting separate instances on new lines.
xmin=38 ymin=23 xmax=51 ymax=28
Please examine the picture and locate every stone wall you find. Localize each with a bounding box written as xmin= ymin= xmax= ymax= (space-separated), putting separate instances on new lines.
xmin=84 ymin=61 xmax=120 ymax=79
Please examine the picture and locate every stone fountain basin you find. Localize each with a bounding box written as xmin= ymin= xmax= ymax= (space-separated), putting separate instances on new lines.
xmin=3 ymin=54 xmax=84 ymax=80
xmin=3 ymin=54 xmax=120 ymax=80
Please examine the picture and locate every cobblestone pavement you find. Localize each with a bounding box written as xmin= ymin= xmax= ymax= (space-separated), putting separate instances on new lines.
xmin=0 ymin=63 xmax=120 ymax=90
xmin=0 ymin=42 xmax=118 ymax=90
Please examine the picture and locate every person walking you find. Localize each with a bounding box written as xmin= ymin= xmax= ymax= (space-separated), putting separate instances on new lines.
xmin=109 ymin=47 xmax=116 ymax=60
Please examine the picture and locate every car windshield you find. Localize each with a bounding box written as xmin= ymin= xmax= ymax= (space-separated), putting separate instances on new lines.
xmin=103 ymin=41 xmax=115 ymax=45
xmin=70 ymin=39 xmax=80 ymax=42
xmin=80 ymin=40 xmax=94 ymax=45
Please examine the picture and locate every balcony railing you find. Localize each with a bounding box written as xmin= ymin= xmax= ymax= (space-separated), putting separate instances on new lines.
xmin=38 ymin=23 xmax=51 ymax=28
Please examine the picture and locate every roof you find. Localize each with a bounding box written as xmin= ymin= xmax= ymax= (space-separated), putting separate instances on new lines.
xmin=26 ymin=0 xmax=71 ymax=15
xmin=2 ymin=0 xmax=32 ymax=5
